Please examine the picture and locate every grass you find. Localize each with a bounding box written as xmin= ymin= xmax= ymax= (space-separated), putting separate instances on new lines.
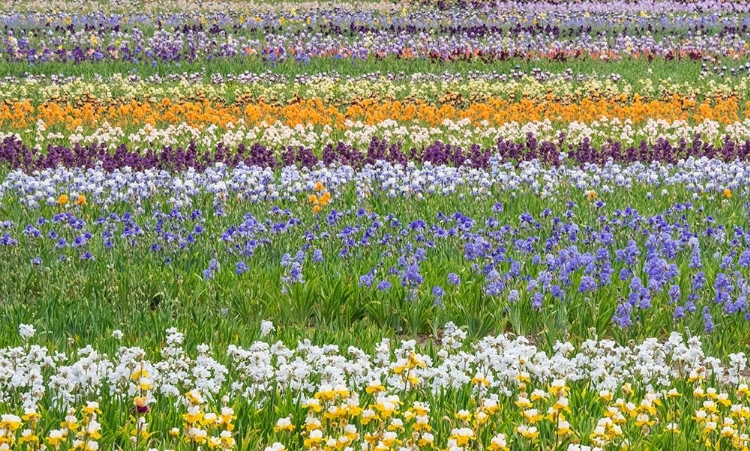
xmin=0 ymin=56 xmax=718 ymax=85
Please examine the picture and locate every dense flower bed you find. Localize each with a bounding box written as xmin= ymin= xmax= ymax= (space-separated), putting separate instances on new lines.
xmin=1 ymin=324 xmax=749 ymax=451
xmin=3 ymin=2 xmax=750 ymax=65
xmin=5 ymin=134 xmax=750 ymax=171
xmin=0 ymin=159 xmax=747 ymax=341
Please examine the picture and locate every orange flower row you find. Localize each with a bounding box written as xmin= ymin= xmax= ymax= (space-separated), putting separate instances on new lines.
xmin=0 ymin=96 xmax=744 ymax=130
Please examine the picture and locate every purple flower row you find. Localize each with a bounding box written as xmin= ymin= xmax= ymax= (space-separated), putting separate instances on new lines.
xmin=3 ymin=186 xmax=750 ymax=336
xmin=2 ymin=134 xmax=750 ymax=172
xmin=5 ymin=33 xmax=748 ymax=65
xmin=4 ymin=7 xmax=750 ymax=66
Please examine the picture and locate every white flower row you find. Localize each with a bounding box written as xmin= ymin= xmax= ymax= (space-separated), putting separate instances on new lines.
xmin=0 ymin=157 xmax=747 ymax=210
xmin=2 ymin=323 xmax=745 ymax=412
xmin=8 ymin=117 xmax=750 ymax=152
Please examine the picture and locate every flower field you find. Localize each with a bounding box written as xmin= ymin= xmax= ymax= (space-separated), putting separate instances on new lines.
xmin=3 ymin=1 xmax=750 ymax=450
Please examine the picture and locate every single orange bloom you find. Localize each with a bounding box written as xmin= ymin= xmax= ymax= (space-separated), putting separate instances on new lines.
xmin=586 ymin=190 xmax=597 ymax=200
xmin=723 ymin=188 xmax=732 ymax=199
xmin=312 ymin=205 xmax=321 ymax=213
xmin=308 ymin=194 xmax=318 ymax=204
xmin=57 ymin=194 xmax=68 ymax=205
xmin=75 ymin=194 xmax=87 ymax=206
xmin=314 ymin=182 xmax=324 ymax=192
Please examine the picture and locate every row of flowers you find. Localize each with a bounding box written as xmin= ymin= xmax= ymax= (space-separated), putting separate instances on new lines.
xmin=2 ymin=71 xmax=749 ymax=108
xmin=8 ymin=118 xmax=750 ymax=152
xmin=4 ymin=0 xmax=749 ymax=14
xmin=3 ymin=6 xmax=750 ymax=65
xmin=1 ymin=156 xmax=743 ymax=207
xmin=0 ymin=323 xmax=749 ymax=450
xmin=4 ymin=7 xmax=748 ymax=38
xmin=0 ymin=96 xmax=746 ymax=131
xmin=3 ymin=7 xmax=749 ymax=36
xmin=4 ymin=133 xmax=750 ymax=172
xmin=3 ymin=33 xmax=749 ymax=65
xmin=5 ymin=3 xmax=750 ymax=25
